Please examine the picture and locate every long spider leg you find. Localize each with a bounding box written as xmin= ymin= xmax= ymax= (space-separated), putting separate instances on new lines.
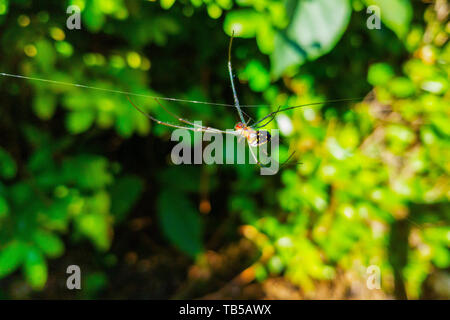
xmin=279 ymin=151 xmax=301 ymax=169
xmin=152 ymin=98 xmax=238 ymax=135
xmin=260 ymin=147 xmax=299 ymax=173
xmin=155 ymin=97 xmax=252 ymax=135
xmin=153 ymin=98 xmax=221 ymax=133
xmin=153 ymin=98 xmax=204 ymax=128
xmin=228 ymin=31 xmax=246 ymax=124
xmin=127 ymin=96 xmax=236 ymax=135
xmin=252 ymin=113 xmax=277 ymax=129
xmin=258 ymin=134 xmax=301 ymax=171
xmin=248 ymin=144 xmax=278 ymax=175
xmin=248 ymin=143 xmax=262 ymax=167
xmin=250 ymin=98 xmax=363 ymax=128
xmin=274 ymin=135 xmax=302 ymax=168
xmin=251 ymin=97 xmax=363 ymax=126
xmin=249 ymin=106 xmax=281 ymax=128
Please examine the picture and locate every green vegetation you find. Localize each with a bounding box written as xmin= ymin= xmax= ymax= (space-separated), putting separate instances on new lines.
xmin=0 ymin=0 xmax=448 ymax=299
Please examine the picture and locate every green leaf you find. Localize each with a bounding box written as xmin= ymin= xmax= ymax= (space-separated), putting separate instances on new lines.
xmin=430 ymin=115 xmax=450 ymax=136
xmin=364 ymin=0 xmax=413 ymax=39
xmin=207 ymin=3 xmax=222 ymax=19
xmin=0 ymin=196 xmax=8 ymax=218
xmin=62 ymin=93 xmax=93 ymax=110
xmin=157 ymin=190 xmax=203 ymax=258
xmin=83 ymin=1 xmax=106 ymax=32
xmin=32 ymin=230 xmax=64 ymax=258
xmin=76 ymin=212 xmax=111 ymax=251
xmin=0 ymin=147 xmax=17 ymax=179
xmin=241 ymin=60 xmax=271 ymax=92
xmin=32 ymin=92 xmax=57 ymax=120
xmin=432 ymin=245 xmax=450 ymax=268
xmin=368 ymin=63 xmax=395 ymax=86
xmin=87 ymin=190 xmax=111 ymax=215
xmin=224 ymin=9 xmax=264 ymax=38
xmin=0 ymin=241 xmax=27 ymax=278
xmin=62 ymin=155 xmax=113 ymax=190
xmin=9 ymin=182 xmax=33 ymax=205
xmin=0 ymin=0 xmax=9 ymax=16
xmin=115 ymin=112 xmax=134 ymax=138
xmin=27 ymin=148 xmax=53 ymax=174
xmin=217 ymin=0 xmax=232 ymax=10
xmin=34 ymin=40 xmax=56 ymax=72
xmin=55 ymin=41 xmax=73 ymax=57
xmin=23 ymin=247 xmax=48 ymax=290
xmin=271 ymin=0 xmax=351 ymax=78
xmin=110 ymin=175 xmax=144 ymax=223
xmin=66 ymin=110 xmax=95 ymax=134
xmin=388 ymin=77 xmax=415 ymax=98
xmin=256 ymin=20 xmax=276 ymax=54
xmin=160 ymin=0 xmax=176 ymax=10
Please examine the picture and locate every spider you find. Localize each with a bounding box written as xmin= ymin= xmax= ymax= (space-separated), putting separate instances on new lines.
xmin=127 ymin=32 xmax=359 ymax=172
xmin=127 ymin=32 xmax=294 ymax=172
xmin=127 ymin=95 xmax=280 ymax=171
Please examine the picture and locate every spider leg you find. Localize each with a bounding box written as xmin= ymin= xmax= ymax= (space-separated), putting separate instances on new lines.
xmin=228 ymin=31 xmax=246 ymax=124
xmin=275 ymin=135 xmax=302 ymax=169
xmin=153 ymin=98 xmax=212 ymax=130
xmin=155 ymin=97 xmax=251 ymax=135
xmin=252 ymin=134 xmax=301 ymax=172
xmin=127 ymin=96 xmax=235 ymax=135
xmin=279 ymin=151 xmax=301 ymax=169
xmin=250 ymin=106 xmax=281 ymax=129
xmin=153 ymin=98 xmax=238 ymax=135
xmin=248 ymin=143 xmax=262 ymax=166
xmin=247 ymin=145 xmax=279 ymax=175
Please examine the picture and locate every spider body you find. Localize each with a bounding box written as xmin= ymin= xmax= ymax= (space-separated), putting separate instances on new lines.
xmin=234 ymin=122 xmax=271 ymax=147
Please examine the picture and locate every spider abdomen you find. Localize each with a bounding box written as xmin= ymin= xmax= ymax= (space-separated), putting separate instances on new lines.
xmin=235 ymin=123 xmax=271 ymax=147
xmin=248 ymin=130 xmax=271 ymax=147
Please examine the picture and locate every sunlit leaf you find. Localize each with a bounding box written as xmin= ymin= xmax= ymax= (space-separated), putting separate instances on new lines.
xmin=388 ymin=77 xmax=415 ymax=98
xmin=0 ymin=241 xmax=27 ymax=278
xmin=76 ymin=212 xmax=111 ymax=251
xmin=66 ymin=110 xmax=96 ymax=134
xmin=364 ymin=0 xmax=413 ymax=39
xmin=271 ymin=0 xmax=351 ymax=77
xmin=161 ymin=0 xmax=176 ymax=10
xmin=240 ymin=60 xmax=271 ymax=92
xmin=368 ymin=63 xmax=395 ymax=86
xmin=32 ymin=230 xmax=64 ymax=258
xmin=23 ymin=247 xmax=48 ymax=290
xmin=224 ymin=9 xmax=264 ymax=38
xmin=62 ymin=155 xmax=113 ymax=190
xmin=33 ymin=92 xmax=57 ymax=120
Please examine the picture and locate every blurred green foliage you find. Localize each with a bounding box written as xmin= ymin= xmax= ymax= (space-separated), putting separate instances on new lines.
xmin=0 ymin=0 xmax=448 ymax=299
